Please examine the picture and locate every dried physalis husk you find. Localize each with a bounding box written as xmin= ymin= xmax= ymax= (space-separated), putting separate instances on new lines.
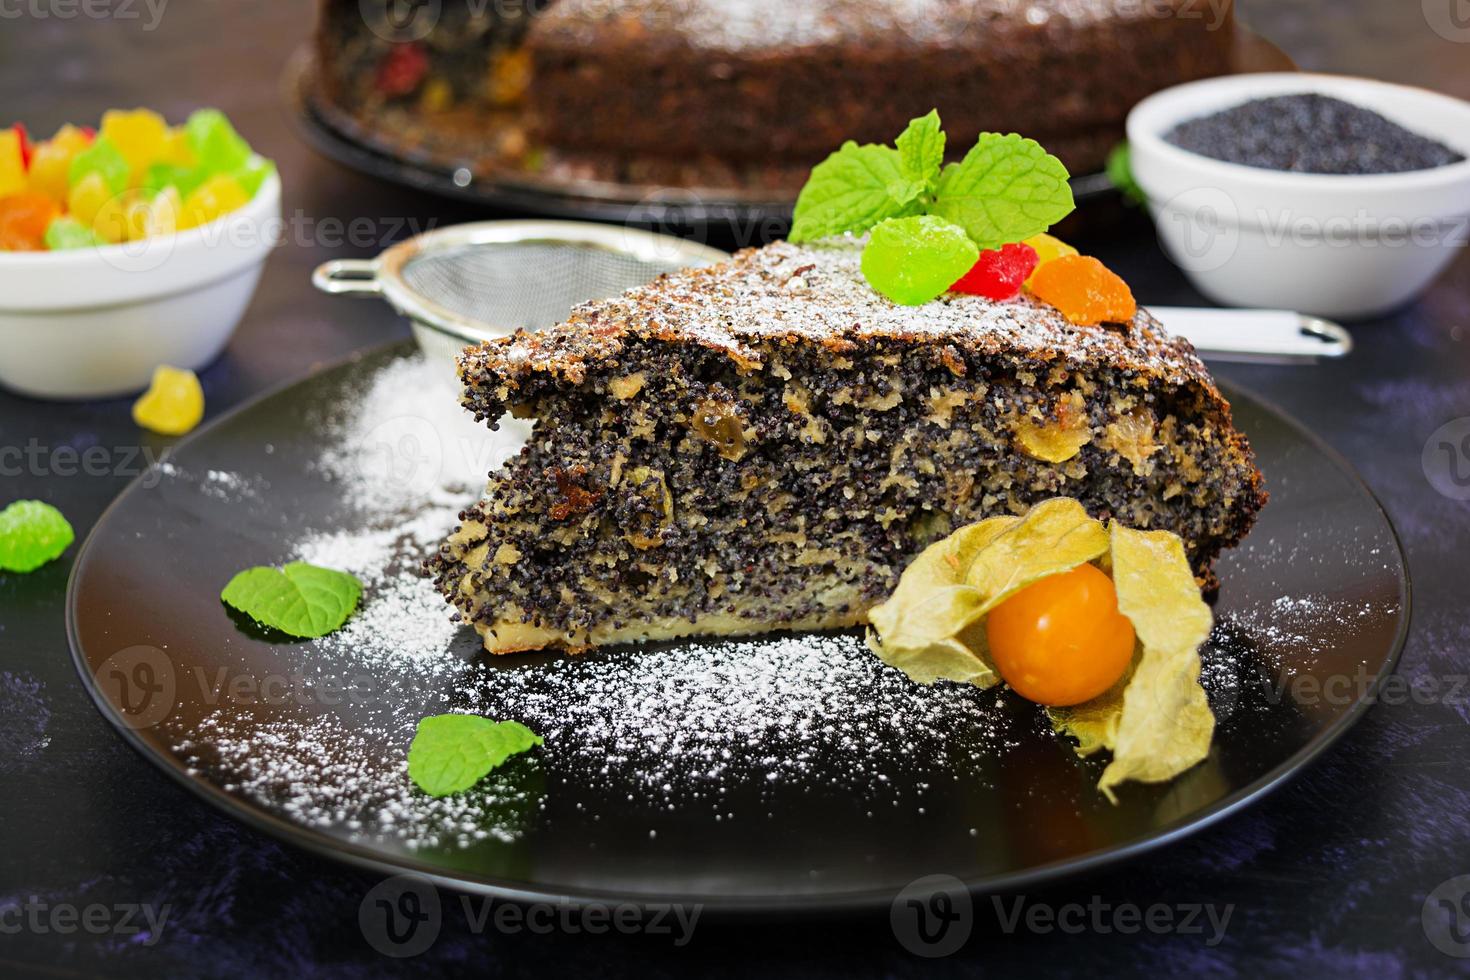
xmin=867 ymin=497 xmax=1215 ymax=802
xmin=867 ymin=498 xmax=1108 ymax=686
xmin=1049 ymin=523 xmax=1214 ymax=802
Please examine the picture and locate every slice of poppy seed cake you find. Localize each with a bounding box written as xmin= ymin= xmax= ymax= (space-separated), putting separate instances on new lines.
xmin=430 ymin=239 xmax=1266 ymax=653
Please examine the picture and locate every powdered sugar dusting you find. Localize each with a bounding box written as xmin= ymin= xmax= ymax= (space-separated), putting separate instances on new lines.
xmin=155 ymin=349 xmax=1384 ymax=853
xmin=540 ymin=0 xmax=1126 ymax=52
xmin=481 ymin=238 xmax=1207 ymax=387
xmin=163 ymin=351 xmax=1026 ymax=847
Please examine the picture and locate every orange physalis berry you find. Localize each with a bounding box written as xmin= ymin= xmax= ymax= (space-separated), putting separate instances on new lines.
xmin=1027 ymin=254 xmax=1137 ymax=327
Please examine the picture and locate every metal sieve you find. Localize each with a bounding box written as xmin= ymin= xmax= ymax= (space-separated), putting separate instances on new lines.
xmin=312 ymin=220 xmax=730 ymax=372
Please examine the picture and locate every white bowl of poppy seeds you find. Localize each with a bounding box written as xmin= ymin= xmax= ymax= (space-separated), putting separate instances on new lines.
xmin=1127 ymin=73 xmax=1470 ymax=320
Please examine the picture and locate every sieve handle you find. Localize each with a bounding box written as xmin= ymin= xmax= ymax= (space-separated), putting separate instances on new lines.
xmin=312 ymin=259 xmax=383 ymax=297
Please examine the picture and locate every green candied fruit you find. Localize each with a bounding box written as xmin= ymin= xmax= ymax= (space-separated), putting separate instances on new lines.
xmin=860 ymin=214 xmax=980 ymax=306
xmin=67 ymin=136 xmax=130 ymax=195
xmin=231 ymin=155 xmax=276 ymax=197
xmin=141 ymin=162 xmax=206 ymax=199
xmin=185 ymin=108 xmax=252 ymax=175
xmin=0 ymin=500 xmax=75 ymax=573
xmin=43 ymin=217 xmax=104 ymax=250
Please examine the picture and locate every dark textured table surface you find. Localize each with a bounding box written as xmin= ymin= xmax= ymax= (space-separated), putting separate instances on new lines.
xmin=3 ymin=1 xmax=1470 ymax=976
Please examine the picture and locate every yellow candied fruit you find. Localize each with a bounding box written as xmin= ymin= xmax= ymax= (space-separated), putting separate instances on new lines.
xmin=1026 ymin=254 xmax=1138 ymax=327
xmin=0 ymin=130 xmax=25 ymax=198
xmin=122 ymin=186 xmax=182 ymax=241
xmin=1022 ymin=233 xmax=1080 ymax=288
xmin=99 ymin=108 xmax=169 ymax=184
xmin=27 ymin=125 xmax=92 ymax=202
xmin=90 ymin=190 xmax=133 ymax=244
xmin=178 ymin=174 xmax=248 ymax=231
xmin=160 ymin=126 xmax=195 ymax=168
xmin=419 ymin=77 xmax=454 ymax=113
xmin=132 ymin=365 xmax=205 ymax=436
xmin=67 ymin=172 xmax=113 ymax=226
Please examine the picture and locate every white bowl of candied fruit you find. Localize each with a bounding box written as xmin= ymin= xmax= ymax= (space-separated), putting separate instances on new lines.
xmin=0 ymin=109 xmax=279 ymax=399
xmin=1127 ymin=72 xmax=1470 ymax=320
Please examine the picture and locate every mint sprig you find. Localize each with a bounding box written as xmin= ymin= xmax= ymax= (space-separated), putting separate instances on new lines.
xmin=788 ymin=111 xmax=1076 ymax=304
xmin=930 ymin=133 xmax=1075 ymax=250
xmin=789 ymin=141 xmax=922 ymax=243
xmin=896 ymin=109 xmax=945 ymax=196
xmin=0 ymin=500 xmax=75 ymax=573
xmin=220 ymin=561 xmax=362 ymax=638
xmin=408 ymin=715 xmax=543 ymax=797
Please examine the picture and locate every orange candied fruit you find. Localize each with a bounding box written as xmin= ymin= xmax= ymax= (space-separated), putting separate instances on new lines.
xmin=1027 ymin=254 xmax=1137 ymax=327
xmin=0 ymin=191 xmax=61 ymax=251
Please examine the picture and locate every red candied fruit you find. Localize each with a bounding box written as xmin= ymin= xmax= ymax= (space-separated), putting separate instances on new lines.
xmin=13 ymin=122 xmax=30 ymax=169
xmin=950 ymin=242 xmax=1040 ymax=301
xmin=376 ymin=43 xmax=429 ymax=97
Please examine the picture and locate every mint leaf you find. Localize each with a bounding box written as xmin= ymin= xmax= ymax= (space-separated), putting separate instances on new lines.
xmin=931 ymin=133 xmax=1075 ymax=250
xmin=790 ymin=141 xmax=921 ymax=243
xmin=220 ymin=561 xmax=362 ymax=638
xmin=896 ymin=109 xmax=945 ymax=194
xmin=861 ymin=215 xmax=979 ymax=306
xmin=408 ymin=715 xmax=543 ymax=797
xmin=0 ymin=501 xmax=75 ymax=573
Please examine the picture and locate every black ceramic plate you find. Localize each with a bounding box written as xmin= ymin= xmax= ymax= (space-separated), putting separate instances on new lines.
xmin=68 ymin=343 xmax=1408 ymax=912
xmin=282 ymin=50 xmax=1119 ymax=229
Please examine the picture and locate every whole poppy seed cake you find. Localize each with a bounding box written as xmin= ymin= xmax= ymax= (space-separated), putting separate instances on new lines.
xmin=431 ymin=239 xmax=1266 ymax=653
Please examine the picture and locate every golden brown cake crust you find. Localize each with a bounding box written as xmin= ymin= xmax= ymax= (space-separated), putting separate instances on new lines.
xmin=460 ymin=238 xmax=1223 ymax=402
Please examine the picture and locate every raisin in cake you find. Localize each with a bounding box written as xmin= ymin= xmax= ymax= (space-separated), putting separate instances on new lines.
xmin=429 ymin=239 xmax=1265 ymax=653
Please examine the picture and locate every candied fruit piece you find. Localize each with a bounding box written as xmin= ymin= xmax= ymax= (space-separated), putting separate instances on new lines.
xmin=28 ymin=125 xmax=92 ymax=202
xmin=185 ymin=109 xmax=251 ymax=175
xmin=419 ymin=77 xmax=454 ymax=113
xmin=178 ymin=174 xmax=247 ymax=230
xmin=0 ymin=129 xmax=25 ymax=197
xmin=231 ymin=155 xmax=275 ymax=197
xmin=376 ymin=43 xmax=429 ymax=97
xmin=950 ymin=242 xmax=1040 ymax=300
xmin=13 ymin=122 xmax=30 ymax=169
xmin=133 ymin=365 xmax=205 ymax=436
xmin=161 ymin=126 xmax=194 ymax=167
xmin=0 ymin=500 xmax=75 ymax=573
xmin=43 ymin=216 xmax=103 ymax=250
xmin=99 ymin=108 xmax=169 ymax=183
xmin=0 ymin=191 xmax=60 ymax=251
xmin=69 ymin=136 xmax=130 ymax=195
xmin=142 ymin=162 xmax=205 ymax=199
xmin=1027 ymin=254 xmax=1137 ymax=327
xmin=89 ymin=188 xmax=133 ymax=244
xmin=121 ymin=187 xmax=179 ymax=241
xmin=1023 ymin=232 xmax=1079 ymax=287
xmin=861 ymin=215 xmax=979 ymax=306
xmin=67 ymin=171 xmax=112 ymax=226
